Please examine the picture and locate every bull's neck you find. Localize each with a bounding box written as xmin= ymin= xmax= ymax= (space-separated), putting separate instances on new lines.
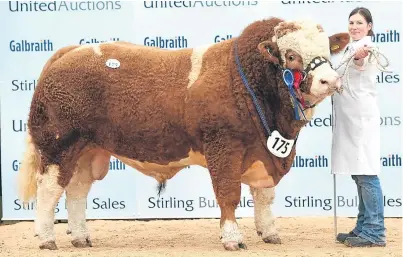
xmin=232 ymin=40 xmax=307 ymax=143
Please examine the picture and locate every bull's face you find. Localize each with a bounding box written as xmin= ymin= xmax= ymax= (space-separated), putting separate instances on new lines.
xmin=257 ymin=20 xmax=349 ymax=109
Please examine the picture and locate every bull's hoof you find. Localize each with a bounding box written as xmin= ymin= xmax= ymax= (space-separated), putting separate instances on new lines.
xmin=223 ymin=241 xmax=247 ymax=251
xmin=262 ymin=234 xmax=282 ymax=244
xmin=66 ymin=229 xmax=71 ymax=235
xmin=72 ymin=238 xmax=92 ymax=248
xmin=39 ymin=241 xmax=58 ymax=250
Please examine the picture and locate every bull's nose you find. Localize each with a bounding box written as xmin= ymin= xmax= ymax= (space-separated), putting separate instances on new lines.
xmin=319 ymin=75 xmax=341 ymax=90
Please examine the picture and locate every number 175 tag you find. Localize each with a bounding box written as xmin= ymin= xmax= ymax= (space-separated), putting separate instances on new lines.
xmin=266 ymin=130 xmax=295 ymax=158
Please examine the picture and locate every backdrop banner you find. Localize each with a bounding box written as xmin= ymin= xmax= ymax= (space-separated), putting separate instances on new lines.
xmin=1 ymin=0 xmax=401 ymax=220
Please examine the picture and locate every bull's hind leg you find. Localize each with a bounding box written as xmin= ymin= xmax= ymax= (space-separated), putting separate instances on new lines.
xmin=65 ymin=168 xmax=93 ymax=248
xmin=204 ymin=137 xmax=246 ymax=251
xmin=36 ymin=135 xmax=88 ymax=250
xmin=65 ymin=149 xmax=110 ymax=248
xmin=250 ymin=187 xmax=281 ymax=244
xmin=36 ymin=165 xmax=65 ymax=250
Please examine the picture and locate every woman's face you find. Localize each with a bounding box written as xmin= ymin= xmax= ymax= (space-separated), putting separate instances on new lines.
xmin=348 ymin=13 xmax=372 ymax=41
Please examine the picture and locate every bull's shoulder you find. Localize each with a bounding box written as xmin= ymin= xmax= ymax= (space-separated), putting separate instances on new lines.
xmin=200 ymin=39 xmax=234 ymax=70
xmin=187 ymin=39 xmax=234 ymax=89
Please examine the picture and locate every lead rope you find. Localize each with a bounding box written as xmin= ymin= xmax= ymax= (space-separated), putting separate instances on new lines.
xmin=333 ymin=47 xmax=391 ymax=94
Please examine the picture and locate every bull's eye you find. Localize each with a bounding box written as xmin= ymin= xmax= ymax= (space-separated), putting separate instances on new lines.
xmin=288 ymin=55 xmax=295 ymax=61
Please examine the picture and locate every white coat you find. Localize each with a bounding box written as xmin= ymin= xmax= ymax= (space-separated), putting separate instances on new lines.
xmin=331 ymin=36 xmax=381 ymax=175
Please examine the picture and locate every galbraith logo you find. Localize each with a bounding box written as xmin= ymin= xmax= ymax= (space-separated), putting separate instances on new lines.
xmin=12 ymin=158 xmax=126 ymax=171
xmin=292 ymin=155 xmax=328 ymax=168
xmin=214 ymin=34 xmax=233 ymax=43
xmin=381 ymin=154 xmax=401 ymax=167
xmin=144 ymin=1 xmax=258 ymax=8
xmin=79 ymin=37 xmax=120 ymax=45
xmin=109 ymin=158 xmax=126 ymax=171
xmin=10 ymin=39 xmax=53 ymax=52
xmin=372 ymin=30 xmax=400 ymax=43
xmin=144 ymin=36 xmax=188 ymax=49
xmin=9 ymin=1 xmax=122 ymax=12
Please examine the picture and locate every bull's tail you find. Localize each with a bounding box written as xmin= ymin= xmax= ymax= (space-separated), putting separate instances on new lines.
xmin=157 ymin=181 xmax=167 ymax=197
xmin=17 ymin=130 xmax=41 ymax=203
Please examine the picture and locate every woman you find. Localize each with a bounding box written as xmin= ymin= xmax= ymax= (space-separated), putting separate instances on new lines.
xmin=331 ymin=7 xmax=386 ymax=247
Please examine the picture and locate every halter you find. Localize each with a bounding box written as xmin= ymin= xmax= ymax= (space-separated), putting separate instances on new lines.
xmin=274 ymin=56 xmax=332 ymax=120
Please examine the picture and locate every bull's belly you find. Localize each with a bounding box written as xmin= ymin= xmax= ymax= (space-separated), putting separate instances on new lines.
xmin=112 ymin=149 xmax=207 ymax=182
xmin=111 ymin=152 xmax=275 ymax=188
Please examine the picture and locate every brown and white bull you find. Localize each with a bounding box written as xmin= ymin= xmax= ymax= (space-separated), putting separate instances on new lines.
xmin=18 ymin=17 xmax=349 ymax=251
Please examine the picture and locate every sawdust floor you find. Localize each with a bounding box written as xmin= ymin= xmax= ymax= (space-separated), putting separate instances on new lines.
xmin=0 ymin=217 xmax=401 ymax=257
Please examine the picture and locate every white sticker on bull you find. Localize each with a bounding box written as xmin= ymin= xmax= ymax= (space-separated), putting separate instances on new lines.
xmin=266 ymin=130 xmax=294 ymax=158
xmin=105 ymin=59 xmax=120 ymax=69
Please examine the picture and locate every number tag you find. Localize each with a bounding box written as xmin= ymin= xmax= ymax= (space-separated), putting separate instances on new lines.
xmin=106 ymin=59 xmax=120 ymax=69
xmin=266 ymin=130 xmax=294 ymax=158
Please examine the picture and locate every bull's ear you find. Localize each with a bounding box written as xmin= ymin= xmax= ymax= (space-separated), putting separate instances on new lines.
xmin=258 ymin=40 xmax=280 ymax=65
xmin=329 ymin=32 xmax=350 ymax=55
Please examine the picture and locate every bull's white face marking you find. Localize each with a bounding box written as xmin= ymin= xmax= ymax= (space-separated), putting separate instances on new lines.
xmin=309 ymin=64 xmax=341 ymax=95
xmin=275 ymin=20 xmax=330 ymax=70
xmin=36 ymin=165 xmax=64 ymax=244
xmin=187 ymin=44 xmax=212 ymax=89
xmin=221 ymin=220 xmax=243 ymax=244
xmin=274 ymin=19 xmax=342 ymax=116
xmin=250 ymin=187 xmax=279 ymax=239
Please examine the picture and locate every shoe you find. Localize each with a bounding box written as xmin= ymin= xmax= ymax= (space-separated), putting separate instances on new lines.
xmin=344 ymin=236 xmax=386 ymax=247
xmin=336 ymin=231 xmax=357 ymax=243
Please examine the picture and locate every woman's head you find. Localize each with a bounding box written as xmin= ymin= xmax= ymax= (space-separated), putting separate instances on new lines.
xmin=348 ymin=7 xmax=374 ymax=41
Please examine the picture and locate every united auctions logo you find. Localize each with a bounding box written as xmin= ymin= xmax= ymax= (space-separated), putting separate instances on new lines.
xmin=143 ymin=1 xmax=258 ymax=8
xmin=9 ymin=1 xmax=122 ymax=12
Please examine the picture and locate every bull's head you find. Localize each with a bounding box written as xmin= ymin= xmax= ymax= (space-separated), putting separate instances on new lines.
xmin=257 ymin=20 xmax=349 ymax=111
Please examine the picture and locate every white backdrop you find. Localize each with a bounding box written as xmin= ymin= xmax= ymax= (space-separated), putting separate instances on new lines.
xmin=0 ymin=0 xmax=401 ymax=221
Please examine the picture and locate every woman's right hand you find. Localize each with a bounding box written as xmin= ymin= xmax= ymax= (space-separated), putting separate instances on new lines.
xmin=354 ymin=46 xmax=369 ymax=60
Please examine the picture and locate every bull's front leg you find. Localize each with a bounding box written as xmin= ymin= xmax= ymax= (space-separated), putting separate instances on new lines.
xmin=204 ymin=137 xmax=246 ymax=251
xmin=250 ymin=187 xmax=281 ymax=244
xmin=213 ymin=175 xmax=245 ymax=251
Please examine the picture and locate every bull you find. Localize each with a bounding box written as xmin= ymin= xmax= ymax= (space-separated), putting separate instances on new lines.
xmin=17 ymin=17 xmax=349 ymax=251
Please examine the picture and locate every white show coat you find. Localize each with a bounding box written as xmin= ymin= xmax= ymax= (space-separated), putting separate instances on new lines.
xmin=331 ymin=36 xmax=381 ymax=175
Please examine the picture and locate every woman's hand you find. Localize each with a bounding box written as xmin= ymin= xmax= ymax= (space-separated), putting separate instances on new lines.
xmin=354 ymin=46 xmax=369 ymax=60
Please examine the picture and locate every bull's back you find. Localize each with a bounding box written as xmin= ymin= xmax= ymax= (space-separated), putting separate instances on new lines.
xmin=36 ymin=42 xmax=196 ymax=162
